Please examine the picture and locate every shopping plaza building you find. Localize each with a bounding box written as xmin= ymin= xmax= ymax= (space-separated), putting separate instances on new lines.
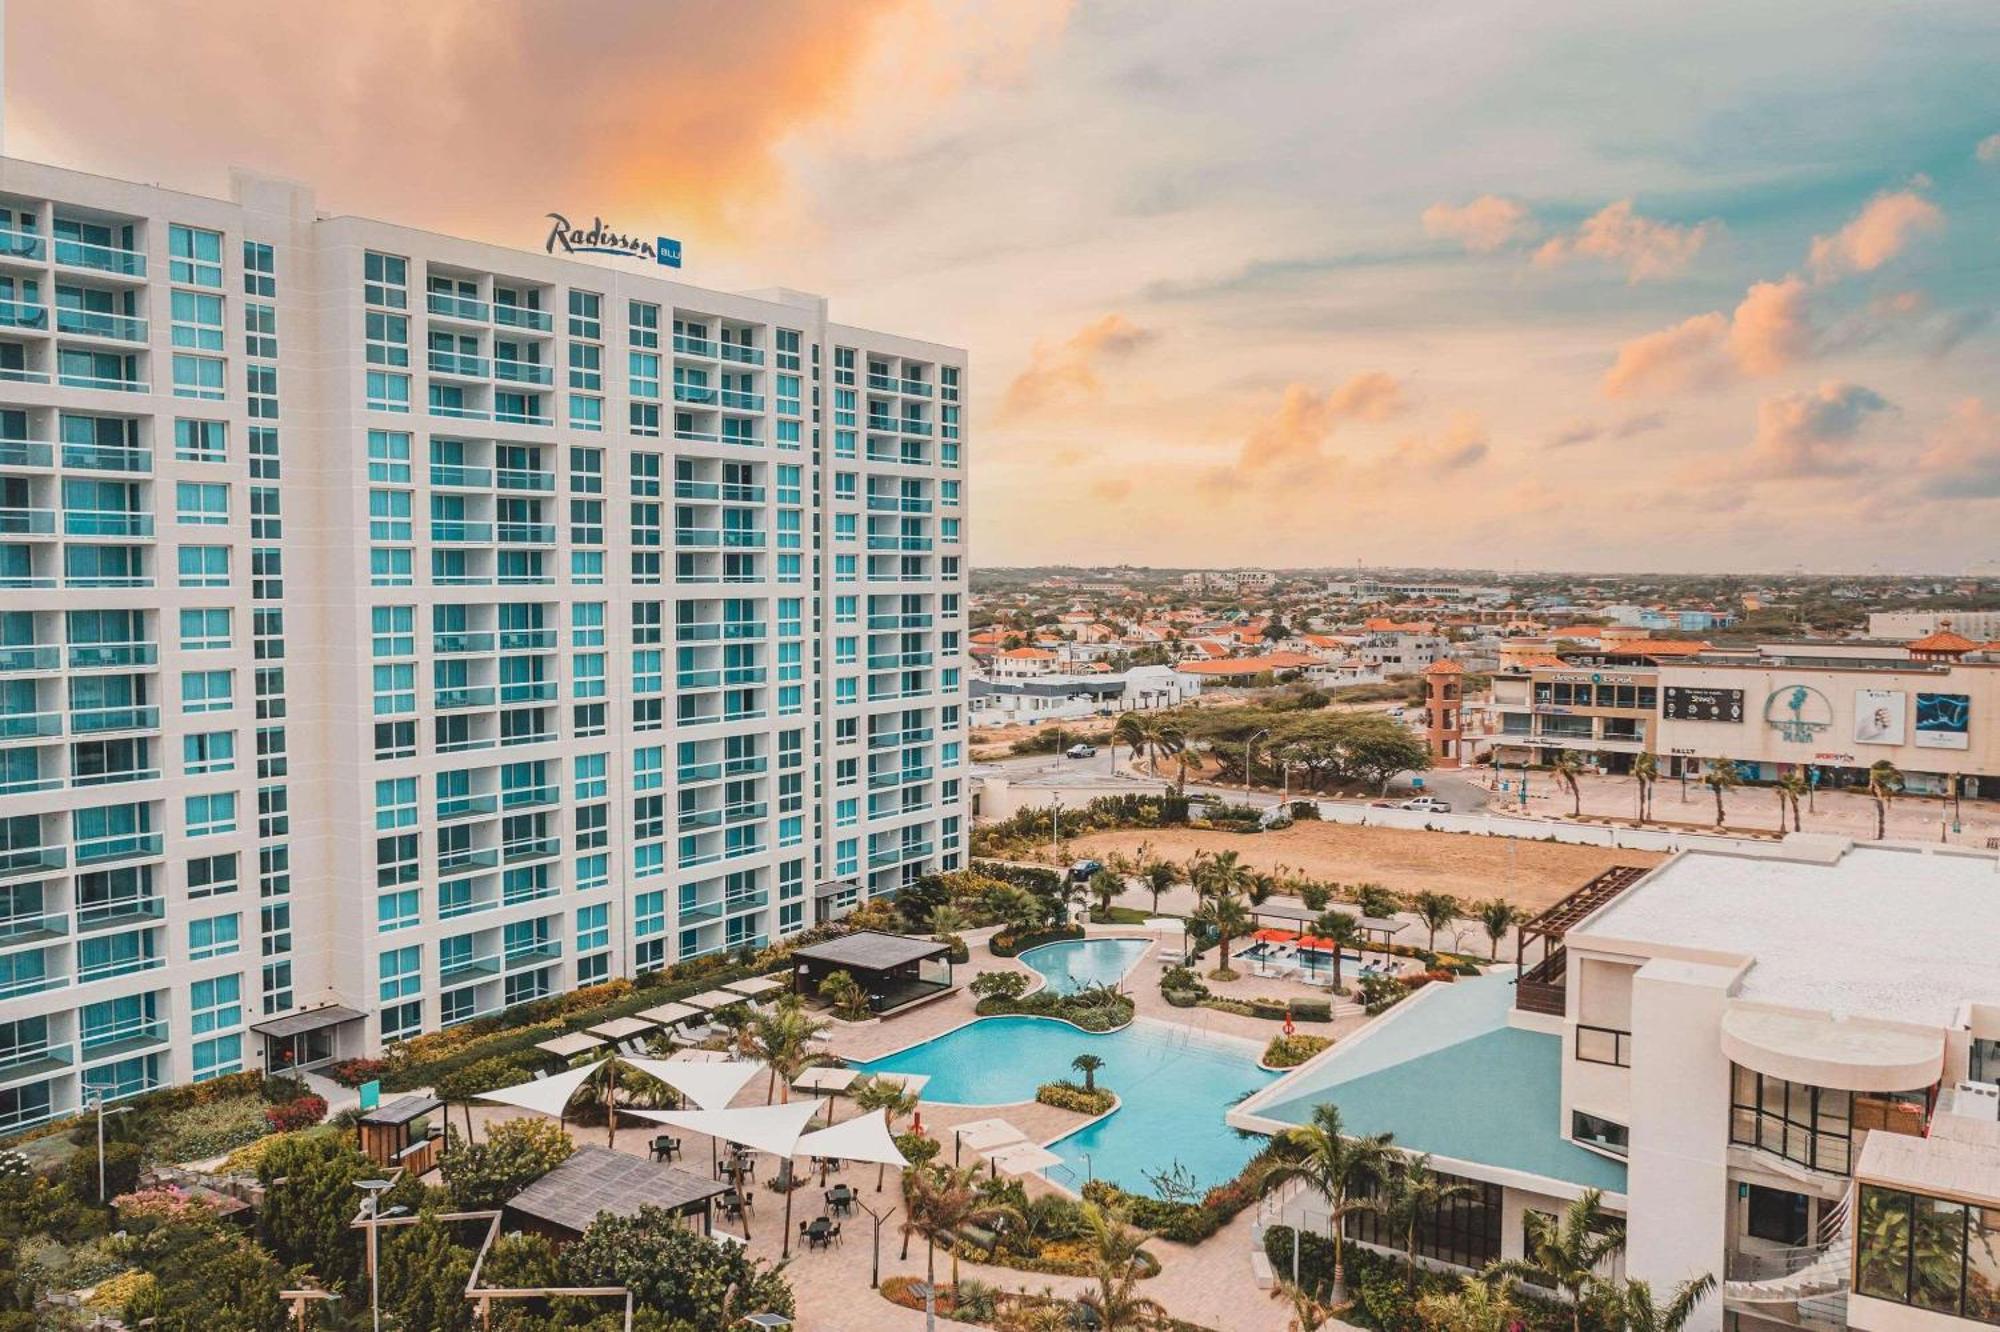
xmin=0 ymin=156 xmax=969 ymax=1128
xmin=1237 ymin=840 xmax=2000 ymax=1332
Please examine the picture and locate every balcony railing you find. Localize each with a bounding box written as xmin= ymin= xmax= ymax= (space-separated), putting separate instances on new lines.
xmin=438 ymin=794 xmax=500 ymax=821
xmin=0 ymin=711 xmax=61 ymax=740
xmin=495 ymin=468 xmax=556 ymax=492
xmin=428 ymin=292 xmax=490 ymax=321
xmin=63 ymin=510 xmax=153 ymax=538
xmin=497 ymin=629 xmax=556 ymax=651
xmin=0 ymin=300 xmax=47 ymax=330
xmin=69 ymin=706 xmax=160 ymax=734
xmin=431 ymin=462 xmax=493 ymax=488
xmin=435 ymin=686 xmax=496 ymax=711
xmin=0 ymin=507 xmax=55 ymax=536
xmin=0 ymin=847 xmax=66 ymax=880
xmin=0 ymin=227 xmax=46 ymax=261
xmin=493 ymin=359 xmax=553 ymax=386
xmin=73 ymin=833 xmax=162 ymax=866
xmin=428 ymin=351 xmax=490 ymax=378
xmin=717 ymin=343 xmax=763 ymax=366
xmin=54 ymin=237 xmax=146 ymax=277
xmin=492 ymin=304 xmax=553 ymax=332
xmin=440 ymin=955 xmax=501 ymax=987
xmin=68 ymin=642 xmax=157 ymax=670
xmin=433 ymin=631 xmax=496 ymax=654
xmin=55 ymin=308 xmax=147 ymax=342
xmin=61 ymin=444 xmax=150 ymax=472
xmin=672 ymin=334 xmax=716 ymax=358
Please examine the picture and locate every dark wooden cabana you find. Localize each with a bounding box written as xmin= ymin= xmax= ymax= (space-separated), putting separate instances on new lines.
xmin=789 ymin=930 xmax=955 ymax=1015
xmin=502 ymin=1146 xmax=730 ymax=1241
xmin=357 ymin=1093 xmax=442 ymax=1174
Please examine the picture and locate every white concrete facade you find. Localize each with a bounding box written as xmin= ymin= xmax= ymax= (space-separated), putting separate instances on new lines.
xmin=0 ymin=156 xmax=968 ymax=1130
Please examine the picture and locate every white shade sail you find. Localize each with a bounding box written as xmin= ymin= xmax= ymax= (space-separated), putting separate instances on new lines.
xmin=793 ymin=1109 xmax=909 ymax=1169
xmin=622 ymin=1055 xmax=765 ymax=1111
xmin=626 ymin=1099 xmax=824 ymax=1157
xmin=950 ymin=1117 xmax=1027 ymax=1154
xmin=474 ymin=1060 xmax=602 ymax=1119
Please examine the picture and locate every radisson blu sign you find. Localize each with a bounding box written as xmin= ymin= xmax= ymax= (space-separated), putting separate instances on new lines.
xmin=544 ymin=213 xmax=681 ymax=268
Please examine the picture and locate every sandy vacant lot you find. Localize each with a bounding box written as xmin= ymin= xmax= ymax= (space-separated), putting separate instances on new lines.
xmin=1056 ymin=821 xmax=1664 ymax=912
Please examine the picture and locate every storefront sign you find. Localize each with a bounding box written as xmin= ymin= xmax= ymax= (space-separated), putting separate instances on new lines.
xmin=1764 ymin=685 xmax=1833 ymax=744
xmin=544 ymin=213 xmax=683 ymax=268
xmin=1852 ymin=688 xmax=1906 ymax=746
xmin=1914 ymin=692 xmax=1971 ymax=750
xmin=1663 ymin=686 xmax=1743 ymax=723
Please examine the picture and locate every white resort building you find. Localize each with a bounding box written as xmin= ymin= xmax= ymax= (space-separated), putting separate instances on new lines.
xmin=1235 ymin=839 xmax=2000 ymax=1332
xmin=0 ymin=154 xmax=969 ymax=1130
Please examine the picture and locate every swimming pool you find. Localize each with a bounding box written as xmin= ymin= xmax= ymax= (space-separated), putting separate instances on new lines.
xmin=855 ymin=1015 xmax=1276 ymax=1193
xmin=1018 ymin=937 xmax=1151 ymax=994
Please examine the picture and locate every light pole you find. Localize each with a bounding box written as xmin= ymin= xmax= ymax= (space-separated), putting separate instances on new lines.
xmin=357 ymin=1178 xmax=393 ymax=1332
xmin=1050 ymin=793 xmax=1063 ymax=867
xmin=88 ymin=1094 xmax=132 ymax=1202
xmin=1246 ymin=728 xmax=1269 ymax=800
xmin=911 ymin=1281 xmax=938 ymax=1332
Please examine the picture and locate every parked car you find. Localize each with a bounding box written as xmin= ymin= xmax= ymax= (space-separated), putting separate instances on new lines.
xmin=1187 ymin=790 xmax=1220 ymax=805
xmin=1398 ymin=796 xmax=1452 ymax=813
xmin=1367 ymin=799 xmax=1399 ymax=808
xmin=1065 ymin=743 xmax=1098 ymax=759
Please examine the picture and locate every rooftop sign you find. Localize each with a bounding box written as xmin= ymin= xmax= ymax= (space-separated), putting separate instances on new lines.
xmin=544 ymin=213 xmax=682 ymax=268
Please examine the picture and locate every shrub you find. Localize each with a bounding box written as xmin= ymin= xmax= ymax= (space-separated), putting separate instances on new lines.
xmin=988 ymin=924 xmax=1085 ymax=957
xmin=975 ymin=986 xmax=1134 ymax=1033
xmin=217 ymin=1127 xmax=338 ymax=1177
xmin=148 ymin=1094 xmax=273 ymax=1165
xmin=442 ymin=1117 xmax=576 ymax=1210
xmin=895 ymin=1130 xmax=941 ymax=1167
xmin=263 ymin=1094 xmax=327 ymax=1134
xmin=1035 ymin=1081 xmax=1114 ymax=1115
xmin=968 ymin=970 xmax=1029 ymax=1001
xmin=1262 ymin=1034 xmax=1334 ymax=1068
xmin=85 ymin=1268 xmax=155 ymax=1311
xmin=65 ymin=1140 xmax=143 ymax=1201
xmin=562 ymin=1204 xmax=794 ymax=1325
xmin=323 ymin=1058 xmax=388 ymax=1088
xmin=258 ymin=1074 xmax=311 ymax=1105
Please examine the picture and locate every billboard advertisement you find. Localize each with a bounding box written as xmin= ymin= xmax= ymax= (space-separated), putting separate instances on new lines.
xmin=1663 ymin=686 xmax=1744 ymax=723
xmin=1852 ymin=689 xmax=1906 ymax=746
xmin=1914 ymin=692 xmax=1971 ymax=750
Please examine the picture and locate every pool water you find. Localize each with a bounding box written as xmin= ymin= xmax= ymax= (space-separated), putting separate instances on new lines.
xmin=1018 ymin=937 xmax=1151 ymax=994
xmin=855 ymin=1015 xmax=1276 ymax=1194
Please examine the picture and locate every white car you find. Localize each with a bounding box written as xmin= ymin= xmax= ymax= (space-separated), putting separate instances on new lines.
xmin=1398 ymin=796 xmax=1452 ymax=813
xmin=1065 ymin=743 xmax=1098 ymax=759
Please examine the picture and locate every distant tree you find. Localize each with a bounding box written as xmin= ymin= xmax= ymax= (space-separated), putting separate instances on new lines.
xmin=1597 ymin=1273 xmax=1717 ymax=1332
xmin=379 ymin=1206 xmax=478 ymax=1332
xmin=1313 ymin=910 xmax=1363 ymax=991
xmin=1699 ymin=759 xmax=1739 ymax=829
xmin=1486 ymin=1188 xmax=1627 ymax=1332
xmin=1417 ymin=1276 xmax=1521 ymax=1332
xmin=1550 ymin=750 xmax=1586 ymax=817
xmin=1867 ymin=759 xmax=1904 ymax=840
xmin=817 ymin=968 xmax=870 ymax=1020
xmin=1355 ymin=882 xmax=1402 ymax=919
xmin=1477 ymin=898 xmax=1524 ymax=962
xmin=1776 ymin=770 xmax=1808 ymax=833
xmin=1257 ymin=1104 xmax=1394 ymax=1305
xmin=1071 ymin=1053 xmax=1106 ymax=1093
xmin=562 ymin=1204 xmax=794 ymax=1326
xmin=1089 ymin=867 xmax=1123 ymax=918
xmin=1191 ymin=890 xmax=1252 ymax=979
xmin=1382 ymin=1155 xmax=1477 ymax=1290
xmin=1411 ymin=890 xmax=1461 ymax=953
xmin=122 ymin=1210 xmax=286 ymax=1331
xmin=441 ymin=1115 xmax=576 ymax=1210
xmin=1632 ymin=751 xmax=1659 ymax=823
xmin=256 ymin=1131 xmax=375 ymax=1291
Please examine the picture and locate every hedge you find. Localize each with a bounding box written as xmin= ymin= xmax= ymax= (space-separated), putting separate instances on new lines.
xmin=1081 ymin=1139 xmax=1282 ymax=1244
xmin=988 ymin=924 xmax=1085 ymax=957
xmin=1035 ymin=1081 xmax=1115 ymax=1115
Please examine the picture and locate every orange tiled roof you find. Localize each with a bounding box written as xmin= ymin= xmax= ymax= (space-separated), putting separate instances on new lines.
xmin=1908 ymin=629 xmax=1980 ymax=654
xmin=1175 ymin=652 xmax=1318 ymax=676
xmin=1423 ymin=659 xmax=1466 ymax=675
xmin=997 ymin=647 xmax=1057 ymax=660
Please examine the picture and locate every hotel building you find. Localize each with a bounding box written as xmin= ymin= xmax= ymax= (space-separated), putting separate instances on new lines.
xmin=1235 ymin=840 xmax=2000 ymax=1332
xmin=0 ymin=156 xmax=969 ymax=1130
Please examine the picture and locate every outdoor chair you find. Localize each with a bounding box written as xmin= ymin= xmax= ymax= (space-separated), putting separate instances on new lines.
xmin=649 ymin=1134 xmax=681 ymax=1163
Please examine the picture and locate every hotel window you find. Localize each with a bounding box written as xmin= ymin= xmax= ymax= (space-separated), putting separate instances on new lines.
xmin=176 ymin=482 xmax=229 ymax=526
xmin=1855 ymin=1184 xmax=2000 ymax=1319
xmin=180 ymin=608 xmax=232 ymax=651
xmin=168 ymin=225 xmax=224 ymax=288
xmin=367 ymin=429 xmax=411 ymax=483
xmin=187 ymin=851 xmax=238 ymax=898
xmin=833 ymin=346 xmax=856 ymax=386
xmin=1571 ymin=1110 xmax=1628 ymax=1157
xmin=568 ymin=290 xmax=600 ymax=339
xmin=176 ymin=418 xmax=227 ymax=463
xmin=183 ymin=731 xmax=236 ymax=776
xmin=172 ymin=353 xmax=226 ymax=401
xmin=569 ymin=394 xmax=603 ymax=433
xmin=365 ymin=310 xmax=408 ymax=366
xmin=776 ymin=328 xmax=801 ymax=371
xmin=628 ymin=300 xmax=659 ymax=349
xmin=1346 ymin=1168 xmax=1504 ymax=1271
xmin=941 ymin=365 xmax=960 ymax=401
xmin=366 ymin=369 xmax=410 ymax=413
xmin=377 ymin=888 xmax=419 ymax=932
xmin=248 ymin=426 xmax=280 ymax=480
xmin=569 ymin=340 xmax=601 ymax=391
xmin=177 ymin=545 xmax=231 ymax=589
xmin=364 ymin=252 xmax=408 ymax=309
xmin=379 ymin=945 xmax=421 ymax=1005
xmin=188 ymin=910 xmax=241 ymax=960
xmin=246 ymin=365 xmax=278 ymax=419
xmin=371 ymin=605 xmax=415 ymax=657
xmin=185 ymin=792 xmax=237 ymax=841
xmin=1725 ymin=1066 xmax=1931 ymax=1176
xmin=375 ymin=776 xmax=418 ymax=830
xmin=576 ymin=902 xmax=609 ymax=954
xmin=170 ymin=290 xmax=225 ymax=351
xmin=243 ymin=241 xmax=275 ymax=298
xmin=190 ymin=974 xmax=242 ymax=1038
xmin=629 ymin=350 xmax=660 ymax=400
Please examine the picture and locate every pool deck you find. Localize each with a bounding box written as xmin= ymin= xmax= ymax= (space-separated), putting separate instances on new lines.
xmin=460 ymin=925 xmax=1373 ymax=1332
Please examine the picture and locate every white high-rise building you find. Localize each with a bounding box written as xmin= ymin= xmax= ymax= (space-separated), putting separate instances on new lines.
xmin=0 ymin=156 xmax=969 ymax=1129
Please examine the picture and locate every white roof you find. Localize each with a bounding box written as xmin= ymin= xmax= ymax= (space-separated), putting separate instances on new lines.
xmin=870 ymin=1072 xmax=930 ymax=1097
xmin=623 ymin=1056 xmax=764 ymax=1111
xmin=1575 ymin=844 xmax=2000 ymax=1027
xmin=475 ymin=1060 xmax=601 ymax=1119
xmin=626 ymin=1099 xmax=824 ymax=1157
xmin=794 ymin=1109 xmax=910 ymax=1169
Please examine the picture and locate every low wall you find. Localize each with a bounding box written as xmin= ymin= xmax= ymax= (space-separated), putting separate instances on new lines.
xmin=1309 ymin=800 xmax=1797 ymax=858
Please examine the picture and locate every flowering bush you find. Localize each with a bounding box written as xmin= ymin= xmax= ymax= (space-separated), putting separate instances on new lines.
xmin=114 ymin=1186 xmax=219 ymax=1230
xmin=1262 ymin=1033 xmax=1334 ymax=1068
xmin=85 ymin=1268 xmax=155 ymax=1312
xmin=1035 ymin=1080 xmax=1115 ymax=1115
xmin=263 ymin=1094 xmax=328 ymax=1133
xmin=323 ymin=1058 xmax=387 ymax=1088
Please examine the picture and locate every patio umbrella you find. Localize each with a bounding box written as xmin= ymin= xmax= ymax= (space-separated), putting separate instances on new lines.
xmin=628 ymin=1100 xmax=826 ymax=1256
xmin=983 ymin=1140 xmax=1064 ymax=1182
xmin=950 ymin=1117 xmax=1027 ymax=1165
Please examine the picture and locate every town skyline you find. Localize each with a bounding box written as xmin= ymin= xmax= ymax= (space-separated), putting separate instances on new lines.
xmin=9 ymin=0 xmax=1999 ymax=573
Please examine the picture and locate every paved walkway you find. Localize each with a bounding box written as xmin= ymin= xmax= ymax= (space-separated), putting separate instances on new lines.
xmin=455 ymin=924 xmax=1358 ymax=1331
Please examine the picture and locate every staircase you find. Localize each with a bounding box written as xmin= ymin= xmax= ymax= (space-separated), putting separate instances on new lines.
xmin=1724 ymin=1188 xmax=1853 ymax=1305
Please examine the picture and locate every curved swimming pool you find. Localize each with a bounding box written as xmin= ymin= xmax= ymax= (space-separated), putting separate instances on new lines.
xmin=854 ymin=1015 xmax=1274 ymax=1193
xmin=1018 ymin=936 xmax=1151 ymax=994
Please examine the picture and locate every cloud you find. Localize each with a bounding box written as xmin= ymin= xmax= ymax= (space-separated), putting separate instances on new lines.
xmin=1727 ymin=276 xmax=1814 ymax=376
xmin=1743 ymin=381 xmax=1891 ymax=478
xmin=1000 ymin=313 xmax=1156 ymax=418
xmin=1548 ymin=411 xmax=1670 ymax=449
xmin=1978 ymin=134 xmax=2000 ymax=164
xmin=1807 ymin=189 xmax=1944 ymax=280
xmin=1228 ymin=373 xmax=1411 ymax=479
xmin=1602 ymin=311 xmax=1729 ymax=397
xmin=1927 ymin=308 xmax=1993 ymax=359
xmin=1532 ymin=200 xmax=1719 ymax=282
xmin=1917 ymin=399 xmax=2000 ymax=498
xmin=1421 ymin=195 xmax=1534 ymax=253
xmin=1615 ymin=411 xmax=1669 ymax=438
xmin=1391 ymin=413 xmax=1491 ymax=472
xmin=1088 ymin=476 xmax=1135 ymax=503
xmin=1547 ymin=420 xmax=1601 ymax=449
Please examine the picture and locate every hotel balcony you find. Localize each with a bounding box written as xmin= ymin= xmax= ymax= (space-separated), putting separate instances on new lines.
xmin=54 ymin=309 xmax=147 ymax=344
xmin=0 ymin=300 xmax=47 ymax=331
xmin=0 ymin=226 xmax=46 ymax=263
xmin=53 ymin=237 xmax=146 ymax=280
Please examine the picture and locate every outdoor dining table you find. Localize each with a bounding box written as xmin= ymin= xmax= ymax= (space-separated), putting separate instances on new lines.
xmin=824 ymin=1184 xmax=855 ymax=1217
xmin=801 ymin=1216 xmax=836 ymax=1250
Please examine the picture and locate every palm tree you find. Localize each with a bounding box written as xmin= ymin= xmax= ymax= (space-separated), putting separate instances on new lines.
xmin=929 ymin=903 xmax=971 ymax=938
xmin=1112 ymin=712 xmax=1175 ymax=776
xmin=817 ymin=969 xmax=868 ymax=1020
xmin=1071 ymin=1053 xmax=1105 ymax=1094
xmin=901 ymin=1164 xmax=1022 ymax=1292
xmin=1486 ymin=1187 xmax=1627 ymax=1332
xmin=851 ymin=1075 xmax=921 ymax=1190
xmin=1089 ymin=867 xmax=1122 ymax=920
xmin=1271 ymin=1282 xmax=1337 ymax=1332
xmin=1191 ymin=889 xmax=1252 ymax=978
xmin=1312 ymin=910 xmax=1362 ymax=991
xmin=1072 ymin=1202 xmax=1165 ymax=1331
xmin=1170 ymin=734 xmax=1198 ymax=793
xmin=1632 ymin=752 xmax=1659 ymax=823
xmin=1415 ymin=1276 xmax=1520 ymax=1332
xmin=1256 ymin=1103 xmax=1395 ymax=1306
xmin=1550 ymin=750 xmax=1585 ymax=817
xmin=1776 ymin=770 xmax=1808 ymax=833
xmin=1868 ymin=759 xmax=1903 ymax=840
xmin=1192 ymin=848 xmax=1253 ymax=901
xmin=1477 ymin=898 xmax=1522 ymax=962
xmin=1411 ymin=890 xmax=1460 ymax=954
xmin=1141 ymin=859 xmax=1178 ymax=916
xmin=1699 ymin=759 xmax=1739 ymax=829
xmin=1381 ymin=1154 xmax=1477 ymax=1289
xmin=747 ymin=992 xmax=833 ymax=1104
xmin=1600 ymin=1273 xmax=1716 ymax=1332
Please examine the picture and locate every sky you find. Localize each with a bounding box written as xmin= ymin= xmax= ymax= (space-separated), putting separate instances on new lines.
xmin=9 ymin=0 xmax=2000 ymax=574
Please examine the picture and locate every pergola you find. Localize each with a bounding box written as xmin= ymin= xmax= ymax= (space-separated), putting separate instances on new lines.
xmin=502 ymin=1145 xmax=730 ymax=1241
xmin=789 ymin=930 xmax=955 ymax=1015
xmin=1249 ymin=900 xmax=1407 ymax=964
xmin=1513 ymin=864 xmax=1651 ymax=1015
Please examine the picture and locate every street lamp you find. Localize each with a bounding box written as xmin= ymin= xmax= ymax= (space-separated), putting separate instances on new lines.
xmin=1245 ymin=728 xmax=1270 ymax=799
xmin=86 ymin=1094 xmax=132 ymax=1202
xmin=356 ymin=1178 xmax=393 ymax=1332
xmin=910 ymin=1281 xmax=938 ymax=1332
